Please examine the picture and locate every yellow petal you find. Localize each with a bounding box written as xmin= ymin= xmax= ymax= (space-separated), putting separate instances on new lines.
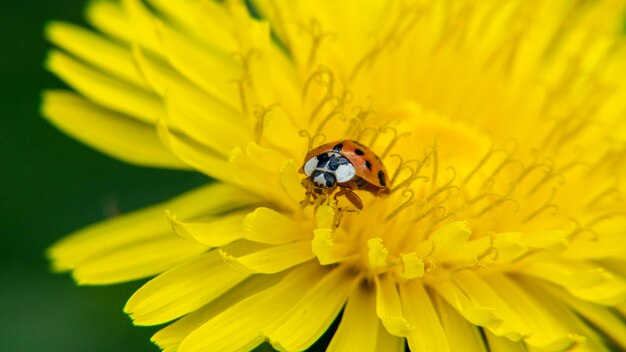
xmin=265 ymin=265 xmax=356 ymax=351
xmin=522 ymin=230 xmax=568 ymax=260
xmin=433 ymin=295 xmax=488 ymax=352
xmin=72 ymin=236 xmax=205 ymax=285
xmin=45 ymin=50 xmax=161 ymax=124
xmin=399 ymin=253 xmax=425 ymax=279
xmin=159 ymin=19 xmax=241 ymax=110
xmin=42 ymin=90 xmax=187 ymax=169
xmin=430 ymin=221 xmax=471 ymax=256
xmin=145 ymin=0 xmax=205 ymax=39
xmin=260 ymin=108 xmax=303 ymax=160
xmin=316 ymin=205 xmax=336 ymax=228
xmin=48 ymin=183 xmax=247 ymax=275
xmin=152 ymin=273 xmax=285 ymax=352
xmin=178 ymin=262 xmax=325 ymax=352
xmin=45 ymin=21 xmax=145 ymax=87
xmin=167 ymin=211 xmax=247 ymax=247
xmin=156 ymin=120 xmax=230 ymax=181
xmin=400 ymin=280 xmax=450 ymax=352
xmin=162 ymin=76 xmax=249 ymax=156
xmin=228 ymin=145 xmax=288 ymax=203
xmin=527 ymin=259 xmax=626 ymax=305
xmin=243 ymin=207 xmax=306 ymax=244
xmin=125 ymin=249 xmax=250 ymax=326
xmin=491 ymin=232 xmax=527 ymax=262
xmin=523 ymin=261 xmax=610 ymax=289
xmin=327 ymin=282 xmax=379 ymax=352
xmin=131 ymin=45 xmax=175 ymax=96
xmin=277 ymin=160 xmax=303 ymax=205
xmin=375 ymin=274 xmax=412 ymax=337
xmin=541 ymin=282 xmax=626 ymax=350
xmin=367 ymin=238 xmax=389 ymax=271
xmin=221 ymin=241 xmax=314 ymax=274
xmin=451 ymin=271 xmax=531 ymax=341
xmin=121 ymin=0 xmax=161 ymax=52
xmin=432 ymin=278 xmax=504 ymax=334
xmin=375 ymin=322 xmax=406 ymax=352
xmin=486 ymin=274 xmax=581 ymax=350
xmin=311 ymin=228 xmax=355 ymax=265
xmin=85 ymin=0 xmax=132 ymax=44
xmin=193 ymin=1 xmax=239 ymax=52
xmin=484 ymin=330 xmax=527 ymax=352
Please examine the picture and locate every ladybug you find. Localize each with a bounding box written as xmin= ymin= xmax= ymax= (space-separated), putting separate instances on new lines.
xmin=299 ymin=139 xmax=390 ymax=210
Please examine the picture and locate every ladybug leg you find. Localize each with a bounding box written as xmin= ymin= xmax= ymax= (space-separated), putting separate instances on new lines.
xmin=300 ymin=178 xmax=333 ymax=209
xmin=331 ymin=190 xmax=362 ymax=228
xmin=299 ymin=178 xmax=317 ymax=208
xmin=342 ymin=191 xmax=363 ymax=211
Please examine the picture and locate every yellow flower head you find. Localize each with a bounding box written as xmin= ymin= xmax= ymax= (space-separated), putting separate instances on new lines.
xmin=45 ymin=0 xmax=626 ymax=351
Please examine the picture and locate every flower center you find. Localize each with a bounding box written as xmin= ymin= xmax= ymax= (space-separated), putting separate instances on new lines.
xmin=304 ymin=101 xmax=611 ymax=285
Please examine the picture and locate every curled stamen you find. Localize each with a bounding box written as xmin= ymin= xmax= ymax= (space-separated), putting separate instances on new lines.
xmin=357 ymin=127 xmax=379 ymax=147
xmin=390 ymin=157 xmax=426 ymax=193
xmin=426 ymin=167 xmax=458 ymax=201
xmin=299 ymin=130 xmax=326 ymax=150
xmin=476 ymin=234 xmax=498 ymax=261
xmin=585 ymin=186 xmax=621 ymax=210
xmin=433 ymin=207 xmax=456 ymax=225
xmin=379 ymin=126 xmax=411 ymax=160
xmin=313 ymin=88 xmax=351 ymax=133
xmin=525 ymin=171 xmax=561 ymax=198
xmin=348 ymin=4 xmax=421 ymax=82
xmin=298 ymin=18 xmax=336 ymax=69
xmin=449 ymin=261 xmax=488 ymax=276
xmin=516 ymin=160 xmax=553 ymax=185
xmin=391 ymin=173 xmax=429 ymax=194
xmin=566 ymin=218 xmax=599 ymax=241
xmin=463 ymin=143 xmax=509 ymax=186
xmin=522 ymin=187 xmax=559 ymax=223
xmin=230 ymin=50 xmax=262 ymax=115
xmin=316 ymin=110 xmax=347 ymax=135
xmin=413 ymin=202 xmax=443 ymax=224
xmin=253 ymin=104 xmax=278 ymax=143
xmin=309 ymin=95 xmax=340 ymax=126
xmin=585 ymin=210 xmax=626 ymax=228
xmin=475 ymin=196 xmax=520 ymax=217
xmin=424 ymin=141 xmax=439 ymax=190
xmin=384 ymin=189 xmax=416 ymax=223
xmin=302 ymin=66 xmax=333 ymax=100
xmin=344 ymin=117 xmax=362 ymax=140
xmin=388 ymin=154 xmax=405 ymax=186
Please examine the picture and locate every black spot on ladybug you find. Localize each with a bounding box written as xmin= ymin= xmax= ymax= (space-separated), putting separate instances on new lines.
xmin=333 ymin=143 xmax=343 ymax=152
xmin=316 ymin=153 xmax=330 ymax=167
xmin=378 ymin=170 xmax=387 ymax=187
xmin=354 ymin=148 xmax=365 ymax=155
xmin=328 ymin=154 xmax=350 ymax=171
xmin=365 ymin=160 xmax=372 ymax=170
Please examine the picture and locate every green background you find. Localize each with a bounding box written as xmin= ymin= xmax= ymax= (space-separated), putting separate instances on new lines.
xmin=1 ymin=1 xmax=207 ymax=351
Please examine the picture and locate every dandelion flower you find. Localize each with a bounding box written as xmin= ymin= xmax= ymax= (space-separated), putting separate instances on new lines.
xmin=45 ymin=0 xmax=626 ymax=351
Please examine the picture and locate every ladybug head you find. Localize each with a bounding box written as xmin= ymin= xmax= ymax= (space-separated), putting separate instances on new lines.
xmin=310 ymin=170 xmax=337 ymax=189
